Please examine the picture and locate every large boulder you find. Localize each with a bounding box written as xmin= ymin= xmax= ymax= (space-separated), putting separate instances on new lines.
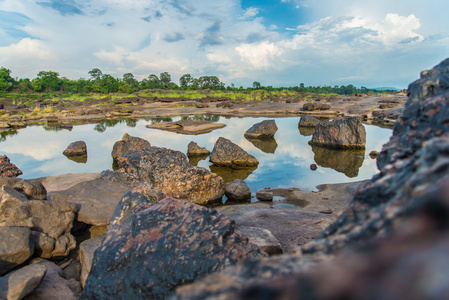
xmin=0 ymin=185 xmax=29 ymax=225
xmin=81 ymin=193 xmax=261 ymax=299
xmin=109 ymin=141 xmax=224 ymax=205
xmin=4 ymin=200 xmax=77 ymax=258
xmin=309 ymin=116 xmax=366 ymax=149
xmin=244 ymin=120 xmax=278 ymax=139
xmin=111 ymin=133 xmax=151 ymax=160
xmin=0 ymin=177 xmax=47 ymax=200
xmin=0 ymin=226 xmax=34 ymax=276
xmin=0 ymin=155 xmax=22 ymax=177
xmin=210 ymin=137 xmax=259 ymax=168
xmin=224 ymin=179 xmax=251 ymax=202
xmin=63 ymin=141 xmax=87 ymax=157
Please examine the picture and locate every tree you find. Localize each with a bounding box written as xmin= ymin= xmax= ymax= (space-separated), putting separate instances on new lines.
xmin=198 ymin=76 xmax=221 ymax=89
xmin=253 ymin=81 xmax=261 ymax=89
xmin=36 ymin=70 xmax=62 ymax=91
xmin=179 ymin=74 xmax=193 ymax=87
xmin=88 ymin=68 xmax=103 ymax=79
xmin=0 ymin=67 xmax=15 ymax=92
xmin=160 ymin=72 xmax=171 ymax=87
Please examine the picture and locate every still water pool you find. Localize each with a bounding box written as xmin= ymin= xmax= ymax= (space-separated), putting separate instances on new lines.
xmin=0 ymin=116 xmax=391 ymax=192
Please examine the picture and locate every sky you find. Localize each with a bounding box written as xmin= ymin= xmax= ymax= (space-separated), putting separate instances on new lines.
xmin=0 ymin=0 xmax=448 ymax=89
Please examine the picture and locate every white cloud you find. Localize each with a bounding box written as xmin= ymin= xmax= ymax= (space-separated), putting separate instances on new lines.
xmin=0 ymin=38 xmax=52 ymax=61
xmin=236 ymin=41 xmax=283 ymax=68
xmin=241 ymin=7 xmax=259 ymax=19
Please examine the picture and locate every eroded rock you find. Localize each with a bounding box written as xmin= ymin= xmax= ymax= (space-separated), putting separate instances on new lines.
xmin=187 ymin=141 xmax=210 ymax=156
xmin=63 ymin=141 xmax=87 ymax=157
xmin=0 ymin=226 xmax=34 ymax=276
xmin=0 ymin=155 xmax=22 ymax=177
xmin=225 ymin=179 xmax=251 ymax=202
xmin=111 ymin=133 xmax=151 ymax=160
xmin=298 ymin=115 xmax=321 ymax=127
xmin=210 ymin=137 xmax=259 ymax=168
xmin=0 ymin=263 xmax=47 ymax=300
xmin=244 ymin=120 xmax=278 ymax=139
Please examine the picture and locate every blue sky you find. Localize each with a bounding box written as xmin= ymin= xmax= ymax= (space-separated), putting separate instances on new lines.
xmin=0 ymin=0 xmax=448 ymax=89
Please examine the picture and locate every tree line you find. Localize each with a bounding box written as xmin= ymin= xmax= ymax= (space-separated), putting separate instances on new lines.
xmin=0 ymin=67 xmax=385 ymax=95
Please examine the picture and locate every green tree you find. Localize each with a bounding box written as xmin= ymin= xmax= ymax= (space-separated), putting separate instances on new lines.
xmin=36 ymin=70 xmax=62 ymax=91
xmin=179 ymin=74 xmax=193 ymax=88
xmin=0 ymin=67 xmax=15 ymax=92
xmin=160 ymin=72 xmax=171 ymax=87
xmin=198 ymin=76 xmax=221 ymax=89
xmin=253 ymin=81 xmax=261 ymax=90
xmin=88 ymin=68 xmax=103 ymax=79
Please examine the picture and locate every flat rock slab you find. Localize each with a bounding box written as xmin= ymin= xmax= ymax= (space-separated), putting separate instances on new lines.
xmin=0 ymin=263 xmax=47 ymax=300
xmin=0 ymin=226 xmax=33 ymax=276
xmin=217 ymin=204 xmax=334 ymax=253
xmin=42 ymin=173 xmax=99 ymax=200
xmin=146 ymin=119 xmax=226 ymax=134
xmin=51 ymin=178 xmax=132 ymax=226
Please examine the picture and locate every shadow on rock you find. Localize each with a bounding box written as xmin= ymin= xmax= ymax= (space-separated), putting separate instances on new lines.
xmin=311 ymin=145 xmax=365 ymax=178
xmin=245 ymin=137 xmax=278 ymax=154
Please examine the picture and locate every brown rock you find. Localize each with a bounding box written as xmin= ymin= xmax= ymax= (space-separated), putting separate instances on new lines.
xmin=210 ymin=137 xmax=259 ymax=168
xmin=0 ymin=155 xmax=22 ymax=177
xmin=111 ymin=133 xmax=151 ymax=160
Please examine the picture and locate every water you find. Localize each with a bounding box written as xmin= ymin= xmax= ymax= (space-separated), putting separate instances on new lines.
xmin=0 ymin=116 xmax=391 ymax=192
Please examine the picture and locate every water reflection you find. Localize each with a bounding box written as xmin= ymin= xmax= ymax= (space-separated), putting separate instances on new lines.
xmin=64 ymin=155 xmax=88 ymax=164
xmin=188 ymin=154 xmax=209 ymax=166
xmin=311 ymin=145 xmax=365 ymax=178
xmin=0 ymin=129 xmax=18 ymax=142
xmin=298 ymin=127 xmax=315 ymax=136
xmin=0 ymin=116 xmax=392 ymax=192
xmin=245 ymin=137 xmax=278 ymax=154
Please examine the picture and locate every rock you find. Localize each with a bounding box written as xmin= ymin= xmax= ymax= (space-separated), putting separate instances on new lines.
xmin=298 ymin=115 xmax=321 ymax=127
xmin=0 ymin=177 xmax=47 ymax=200
xmin=63 ymin=141 xmax=87 ymax=157
xmin=256 ymin=190 xmax=273 ymax=201
xmin=0 ymin=185 xmax=29 ymax=225
xmin=146 ymin=119 xmax=226 ymax=135
xmin=4 ymin=200 xmax=77 ymax=258
xmin=369 ymin=150 xmax=379 ymax=158
xmin=194 ymin=102 xmax=209 ymax=108
xmin=51 ymin=178 xmax=133 ymax=226
xmin=111 ymin=133 xmax=151 ymax=160
xmin=79 ymin=236 xmax=104 ymax=288
xmin=25 ymin=259 xmax=82 ymax=300
xmin=210 ymin=137 xmax=259 ymax=168
xmin=244 ymin=120 xmax=278 ymax=139
xmin=310 ymin=163 xmax=317 ymax=170
xmin=0 ymin=155 xmax=22 ymax=177
xmin=245 ymin=137 xmax=278 ymax=154
xmin=81 ymin=193 xmax=261 ymax=299
xmin=311 ymin=145 xmax=365 ymax=178
xmin=0 ymin=226 xmax=34 ymax=276
xmin=225 ymin=179 xmax=251 ymax=202
xmin=302 ymin=102 xmax=331 ymax=111
xmin=309 ymin=116 xmax=366 ymax=149
xmin=237 ymin=227 xmax=283 ymax=255
xmin=0 ymin=263 xmax=47 ymax=300
xmin=109 ymin=144 xmax=224 ymax=205
xmin=298 ymin=126 xmax=316 ymax=136
xmin=187 ymin=141 xmax=210 ymax=156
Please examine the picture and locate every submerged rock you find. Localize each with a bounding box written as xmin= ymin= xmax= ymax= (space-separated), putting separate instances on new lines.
xmin=146 ymin=119 xmax=226 ymax=135
xmin=244 ymin=120 xmax=278 ymax=139
xmin=81 ymin=193 xmax=261 ymax=299
xmin=0 ymin=155 xmax=22 ymax=177
xmin=210 ymin=137 xmax=259 ymax=168
xmin=309 ymin=116 xmax=366 ymax=149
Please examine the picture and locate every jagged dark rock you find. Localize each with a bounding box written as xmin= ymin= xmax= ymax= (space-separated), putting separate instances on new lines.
xmin=81 ymin=193 xmax=261 ymax=299
xmin=111 ymin=133 xmax=151 ymax=160
xmin=0 ymin=155 xmax=22 ymax=177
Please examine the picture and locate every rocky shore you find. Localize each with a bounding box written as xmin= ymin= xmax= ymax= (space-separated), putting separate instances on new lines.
xmin=1 ymin=58 xmax=448 ymax=299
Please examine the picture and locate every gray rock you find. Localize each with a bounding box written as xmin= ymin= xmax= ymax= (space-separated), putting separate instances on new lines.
xmin=302 ymin=102 xmax=331 ymax=111
xmin=63 ymin=141 xmax=87 ymax=157
xmin=25 ymin=259 xmax=82 ymax=300
xmin=0 ymin=263 xmax=47 ymax=300
xmin=0 ymin=178 xmax=47 ymax=200
xmin=51 ymin=178 xmax=132 ymax=226
xmin=81 ymin=193 xmax=262 ymax=299
xmin=238 ymin=227 xmax=283 ymax=255
xmin=210 ymin=137 xmax=259 ymax=167
xmin=111 ymin=133 xmax=151 ymax=160
xmin=225 ymin=179 xmax=251 ymax=202
xmin=256 ymin=190 xmax=273 ymax=201
xmin=187 ymin=141 xmax=210 ymax=156
xmin=0 ymin=185 xmax=29 ymax=225
xmin=4 ymin=200 xmax=77 ymax=258
xmin=0 ymin=155 xmax=22 ymax=177
xmin=244 ymin=120 xmax=278 ymax=139
xmin=298 ymin=115 xmax=321 ymax=127
xmin=309 ymin=116 xmax=366 ymax=149
xmin=0 ymin=226 xmax=34 ymax=276
xmin=79 ymin=236 xmax=104 ymax=288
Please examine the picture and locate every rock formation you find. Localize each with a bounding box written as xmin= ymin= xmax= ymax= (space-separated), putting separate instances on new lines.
xmin=0 ymin=155 xmax=22 ymax=177
xmin=210 ymin=137 xmax=259 ymax=168
xmin=63 ymin=141 xmax=87 ymax=157
xmin=309 ymin=116 xmax=366 ymax=149
xmin=244 ymin=120 xmax=278 ymax=139
xmin=224 ymin=179 xmax=251 ymax=202
xmin=187 ymin=141 xmax=210 ymax=156
xmin=111 ymin=133 xmax=151 ymax=160
xmin=298 ymin=115 xmax=321 ymax=127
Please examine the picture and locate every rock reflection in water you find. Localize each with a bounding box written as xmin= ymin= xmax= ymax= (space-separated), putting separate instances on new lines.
xmin=311 ymin=145 xmax=365 ymax=178
xmin=188 ymin=154 xmax=209 ymax=166
xmin=65 ymin=155 xmax=87 ymax=164
xmin=209 ymin=165 xmax=257 ymax=184
xmin=245 ymin=137 xmax=278 ymax=154
xmin=298 ymin=127 xmax=315 ymax=137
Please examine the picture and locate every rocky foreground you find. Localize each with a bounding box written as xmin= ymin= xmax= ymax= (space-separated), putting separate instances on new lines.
xmin=1 ymin=58 xmax=449 ymax=299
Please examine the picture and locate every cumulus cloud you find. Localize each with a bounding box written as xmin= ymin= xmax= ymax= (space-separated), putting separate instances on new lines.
xmin=236 ymin=41 xmax=283 ymax=68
